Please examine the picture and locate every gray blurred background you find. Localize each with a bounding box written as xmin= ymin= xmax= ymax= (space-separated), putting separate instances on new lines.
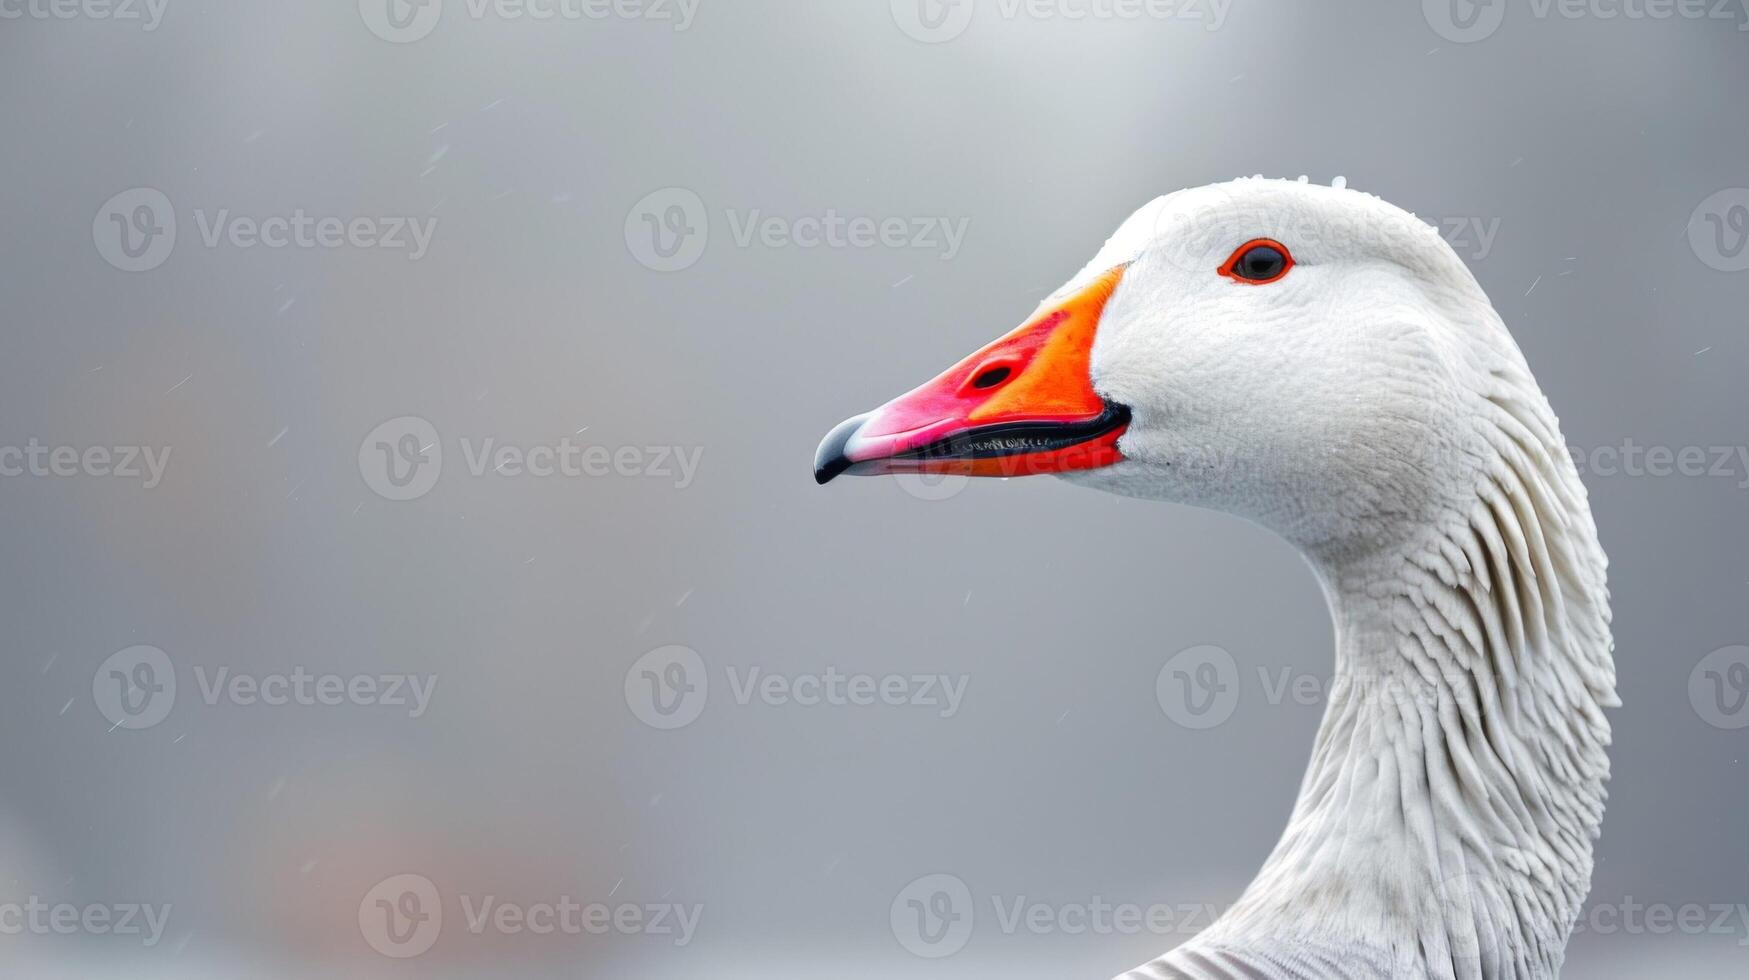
xmin=1 ymin=1 xmax=1746 ymax=976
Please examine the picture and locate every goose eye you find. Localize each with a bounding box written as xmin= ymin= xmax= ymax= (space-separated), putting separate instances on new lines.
xmin=1221 ymin=239 xmax=1293 ymax=284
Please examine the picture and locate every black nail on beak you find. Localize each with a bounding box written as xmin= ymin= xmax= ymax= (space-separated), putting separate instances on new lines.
xmin=813 ymin=413 xmax=869 ymax=485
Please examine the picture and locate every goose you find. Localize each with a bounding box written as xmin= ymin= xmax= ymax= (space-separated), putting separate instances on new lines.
xmin=813 ymin=178 xmax=1616 ymax=980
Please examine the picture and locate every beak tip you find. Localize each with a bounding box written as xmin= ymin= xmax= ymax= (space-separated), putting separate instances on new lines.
xmin=813 ymin=413 xmax=870 ymax=486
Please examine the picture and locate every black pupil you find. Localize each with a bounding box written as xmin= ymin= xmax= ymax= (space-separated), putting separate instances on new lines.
xmin=1237 ymin=245 xmax=1285 ymax=281
xmin=972 ymin=366 xmax=1012 ymax=389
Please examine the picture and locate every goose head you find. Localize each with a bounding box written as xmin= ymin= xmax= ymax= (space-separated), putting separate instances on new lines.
xmin=816 ymin=178 xmax=1616 ymax=977
xmin=816 ymin=178 xmax=1505 ymax=562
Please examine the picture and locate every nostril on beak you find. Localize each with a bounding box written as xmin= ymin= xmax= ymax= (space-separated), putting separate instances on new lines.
xmin=970 ymin=365 xmax=1013 ymax=390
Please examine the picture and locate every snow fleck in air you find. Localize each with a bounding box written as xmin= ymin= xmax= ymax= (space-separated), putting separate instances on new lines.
xmin=892 ymin=274 xmax=914 ymax=288
xmin=482 ymin=98 xmax=505 ymax=112
xmin=1525 ymin=276 xmax=1542 ymax=297
xmin=59 ymin=698 xmax=74 ymax=716
xmin=1694 ymin=347 xmax=1712 ymax=356
xmin=676 ymin=589 xmax=694 ymax=607
xmin=267 ymin=427 xmax=290 ymax=448
xmin=41 ymin=652 xmax=57 ymax=674
xmin=166 ymin=374 xmax=193 ymax=394
xmin=277 ymin=297 xmax=296 ymax=315
xmin=243 ymin=129 xmax=265 ymax=144
xmin=300 ymin=860 xmax=318 ymax=875
xmin=608 ymin=878 xmax=624 ymax=897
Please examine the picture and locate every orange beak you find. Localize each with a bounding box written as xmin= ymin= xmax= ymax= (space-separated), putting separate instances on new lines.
xmin=814 ymin=266 xmax=1130 ymax=484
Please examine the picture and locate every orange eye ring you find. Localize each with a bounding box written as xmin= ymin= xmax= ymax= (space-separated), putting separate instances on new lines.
xmin=1219 ymin=238 xmax=1294 ymax=285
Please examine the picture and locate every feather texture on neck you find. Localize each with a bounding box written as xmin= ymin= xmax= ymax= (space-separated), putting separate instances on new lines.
xmin=1126 ymin=350 xmax=1615 ymax=980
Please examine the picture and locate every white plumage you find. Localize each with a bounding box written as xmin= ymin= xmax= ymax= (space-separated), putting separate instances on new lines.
xmin=1056 ymin=179 xmax=1616 ymax=980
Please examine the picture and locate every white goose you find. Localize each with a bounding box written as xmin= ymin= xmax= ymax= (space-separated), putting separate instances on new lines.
xmin=815 ymin=178 xmax=1615 ymax=980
